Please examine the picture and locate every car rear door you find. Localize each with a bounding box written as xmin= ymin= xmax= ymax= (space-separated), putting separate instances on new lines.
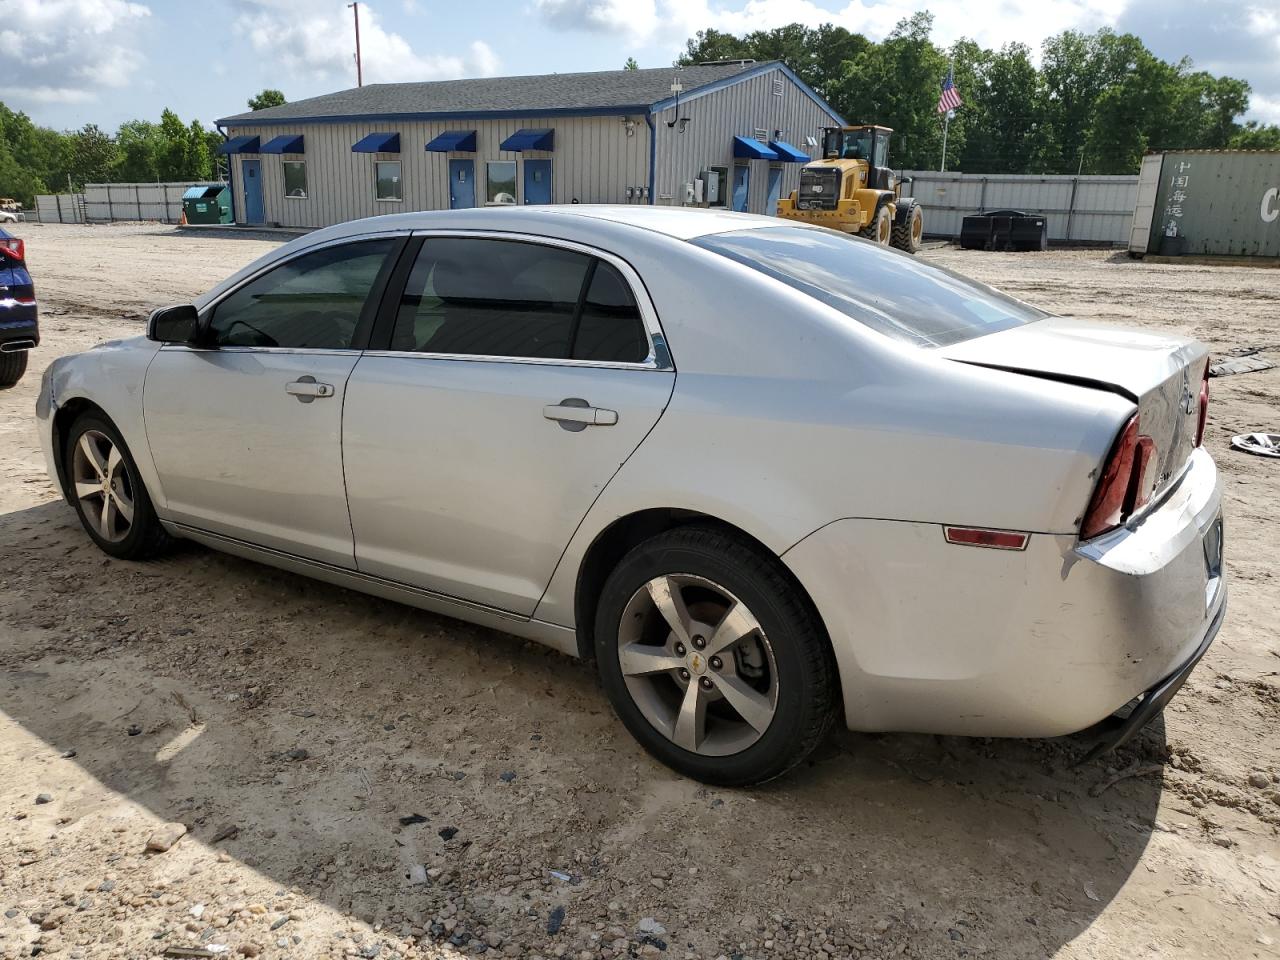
xmin=342 ymin=232 xmax=674 ymax=616
xmin=143 ymin=235 xmax=403 ymax=568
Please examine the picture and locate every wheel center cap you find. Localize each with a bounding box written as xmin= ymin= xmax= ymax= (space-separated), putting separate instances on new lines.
xmin=686 ymin=652 xmax=706 ymax=675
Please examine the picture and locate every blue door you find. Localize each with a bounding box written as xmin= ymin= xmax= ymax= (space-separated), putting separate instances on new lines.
xmin=448 ymin=159 xmax=475 ymax=209
xmin=241 ymin=159 xmax=264 ymax=224
xmin=731 ymin=164 xmax=749 ymax=212
xmin=766 ymin=165 xmax=783 ymax=215
xmin=523 ymin=159 xmax=553 ymax=205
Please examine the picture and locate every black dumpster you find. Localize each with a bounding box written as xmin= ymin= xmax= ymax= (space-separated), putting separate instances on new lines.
xmin=959 ymin=209 xmax=1048 ymax=252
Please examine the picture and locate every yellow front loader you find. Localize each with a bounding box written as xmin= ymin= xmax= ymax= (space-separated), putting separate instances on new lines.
xmin=777 ymin=125 xmax=923 ymax=253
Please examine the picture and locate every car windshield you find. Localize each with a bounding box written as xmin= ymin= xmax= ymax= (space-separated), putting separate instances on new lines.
xmin=825 ymin=129 xmax=872 ymax=160
xmin=691 ymin=226 xmax=1045 ymax=348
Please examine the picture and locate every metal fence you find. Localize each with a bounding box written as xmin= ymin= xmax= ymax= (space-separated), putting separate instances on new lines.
xmin=83 ymin=182 xmax=226 ymax=223
xmin=36 ymin=183 xmax=226 ymax=224
xmin=34 ymin=194 xmax=86 ymax=223
xmin=901 ymin=171 xmax=1140 ymax=244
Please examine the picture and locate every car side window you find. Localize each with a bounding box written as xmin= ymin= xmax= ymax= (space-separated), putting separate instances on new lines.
xmin=208 ymin=239 xmax=394 ymax=349
xmin=390 ymin=238 xmax=649 ymax=363
xmin=573 ymin=262 xmax=648 ymax=363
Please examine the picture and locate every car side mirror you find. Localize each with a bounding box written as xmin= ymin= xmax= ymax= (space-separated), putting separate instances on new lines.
xmin=147 ymin=304 xmax=201 ymax=344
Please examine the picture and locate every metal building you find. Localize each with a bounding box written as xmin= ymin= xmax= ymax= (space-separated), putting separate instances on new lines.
xmin=1129 ymin=149 xmax=1280 ymax=259
xmin=214 ymin=62 xmax=844 ymax=228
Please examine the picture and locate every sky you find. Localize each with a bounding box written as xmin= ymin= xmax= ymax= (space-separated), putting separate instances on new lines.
xmin=0 ymin=0 xmax=1276 ymax=132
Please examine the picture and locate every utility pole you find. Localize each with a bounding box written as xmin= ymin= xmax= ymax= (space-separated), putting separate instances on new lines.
xmin=348 ymin=2 xmax=363 ymax=87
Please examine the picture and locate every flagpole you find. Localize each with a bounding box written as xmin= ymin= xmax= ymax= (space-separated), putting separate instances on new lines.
xmin=941 ymin=112 xmax=950 ymax=172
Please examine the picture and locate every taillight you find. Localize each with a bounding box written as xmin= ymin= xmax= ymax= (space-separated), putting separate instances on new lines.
xmin=1081 ymin=414 xmax=1141 ymax=540
xmin=1195 ymin=359 xmax=1209 ymax=447
xmin=0 ymin=237 xmax=24 ymax=262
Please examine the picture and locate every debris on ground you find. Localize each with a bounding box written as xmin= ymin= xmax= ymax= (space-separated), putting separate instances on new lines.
xmin=145 ymin=822 xmax=188 ymax=853
xmin=1231 ymin=433 xmax=1280 ymax=458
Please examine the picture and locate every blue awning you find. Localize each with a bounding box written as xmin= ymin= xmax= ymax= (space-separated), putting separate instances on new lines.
xmin=261 ymin=134 xmax=305 ymax=154
xmin=425 ymin=130 xmax=476 ymax=153
xmin=732 ymin=136 xmax=778 ymax=161
xmin=217 ymin=135 xmax=260 ymax=155
xmin=769 ymin=140 xmax=810 ymax=163
xmin=352 ymin=132 xmax=400 ymax=153
xmin=499 ymin=128 xmax=554 ymax=152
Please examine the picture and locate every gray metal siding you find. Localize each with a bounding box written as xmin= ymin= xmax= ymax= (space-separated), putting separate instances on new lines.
xmin=651 ymin=68 xmax=839 ymax=214
xmin=226 ymin=116 xmax=651 ymax=228
xmin=225 ymin=66 xmax=842 ymax=226
xmin=901 ymin=171 xmax=1140 ymax=243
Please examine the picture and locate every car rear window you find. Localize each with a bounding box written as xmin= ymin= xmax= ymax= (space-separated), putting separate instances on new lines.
xmin=691 ymin=226 xmax=1045 ymax=348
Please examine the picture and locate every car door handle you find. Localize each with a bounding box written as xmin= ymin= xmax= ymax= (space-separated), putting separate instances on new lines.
xmin=285 ymin=378 xmax=335 ymax=402
xmin=543 ymin=399 xmax=618 ymax=428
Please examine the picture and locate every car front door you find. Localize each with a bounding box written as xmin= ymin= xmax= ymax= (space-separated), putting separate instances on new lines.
xmin=342 ymin=233 xmax=674 ymax=615
xmin=143 ymin=236 xmax=402 ymax=567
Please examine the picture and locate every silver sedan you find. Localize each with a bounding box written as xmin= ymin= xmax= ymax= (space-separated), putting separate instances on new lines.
xmin=35 ymin=206 xmax=1226 ymax=785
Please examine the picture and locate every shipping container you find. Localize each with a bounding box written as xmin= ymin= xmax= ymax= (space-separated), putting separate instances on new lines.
xmin=1129 ymin=150 xmax=1280 ymax=259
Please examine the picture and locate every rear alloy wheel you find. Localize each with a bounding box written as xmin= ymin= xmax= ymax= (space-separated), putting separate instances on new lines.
xmin=0 ymin=350 xmax=28 ymax=388
xmin=595 ymin=525 xmax=837 ymax=785
xmin=65 ymin=413 xmax=172 ymax=560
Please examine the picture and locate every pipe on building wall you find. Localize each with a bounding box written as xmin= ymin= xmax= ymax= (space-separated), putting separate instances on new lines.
xmin=645 ymin=114 xmax=656 ymax=205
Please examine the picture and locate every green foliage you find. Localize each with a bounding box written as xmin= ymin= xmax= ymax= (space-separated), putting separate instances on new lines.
xmin=0 ymin=103 xmax=224 ymax=205
xmin=248 ymin=89 xmax=287 ymax=111
xmin=678 ymin=24 xmax=867 ymax=104
xmin=624 ymin=57 xmax=638 ymax=71
xmin=679 ymin=19 xmax=1279 ymax=174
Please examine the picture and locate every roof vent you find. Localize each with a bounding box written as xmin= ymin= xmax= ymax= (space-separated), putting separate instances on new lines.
xmin=696 ymin=59 xmax=757 ymax=67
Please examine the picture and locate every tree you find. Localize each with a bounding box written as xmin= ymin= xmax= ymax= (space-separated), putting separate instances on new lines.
xmin=837 ymin=13 xmax=952 ymax=170
xmin=67 ymin=124 xmax=118 ymax=189
xmin=677 ymin=24 xmax=867 ymax=106
xmin=247 ymin=89 xmax=286 ymax=111
xmin=624 ymin=57 xmax=638 ymax=70
xmin=1229 ymin=121 xmax=1280 ymax=150
xmin=115 ymin=119 xmax=161 ymax=182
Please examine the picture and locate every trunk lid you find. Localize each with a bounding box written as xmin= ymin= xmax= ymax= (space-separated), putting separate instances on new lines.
xmin=940 ymin=317 xmax=1208 ymax=510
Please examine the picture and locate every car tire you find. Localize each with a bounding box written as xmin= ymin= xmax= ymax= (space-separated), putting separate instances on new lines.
xmin=64 ymin=412 xmax=173 ymax=560
xmin=594 ymin=524 xmax=838 ymax=786
xmin=859 ymin=203 xmax=892 ymax=246
xmin=0 ymin=350 xmax=27 ymax=387
xmin=891 ymin=200 xmax=924 ymax=253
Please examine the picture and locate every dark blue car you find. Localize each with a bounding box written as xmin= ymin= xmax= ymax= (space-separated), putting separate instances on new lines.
xmin=0 ymin=227 xmax=37 ymax=387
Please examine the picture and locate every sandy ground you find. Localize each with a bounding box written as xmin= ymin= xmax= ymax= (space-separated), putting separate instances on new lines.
xmin=0 ymin=222 xmax=1277 ymax=960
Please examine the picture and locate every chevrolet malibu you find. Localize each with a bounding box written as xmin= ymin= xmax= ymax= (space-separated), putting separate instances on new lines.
xmin=36 ymin=207 xmax=1226 ymax=785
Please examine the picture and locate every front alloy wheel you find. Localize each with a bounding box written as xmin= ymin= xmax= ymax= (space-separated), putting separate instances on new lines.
xmin=65 ymin=412 xmax=172 ymax=560
xmin=72 ymin=429 xmax=135 ymax=543
xmin=595 ymin=525 xmax=837 ymax=786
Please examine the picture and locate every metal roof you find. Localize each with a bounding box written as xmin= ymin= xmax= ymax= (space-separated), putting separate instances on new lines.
xmin=217 ymin=62 xmax=787 ymax=126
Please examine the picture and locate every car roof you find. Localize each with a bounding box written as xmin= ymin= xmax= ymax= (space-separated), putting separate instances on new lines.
xmin=313 ymin=205 xmax=789 ymax=243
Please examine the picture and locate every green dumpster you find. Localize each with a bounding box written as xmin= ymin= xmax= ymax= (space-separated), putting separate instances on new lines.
xmin=182 ymin=185 xmax=231 ymax=224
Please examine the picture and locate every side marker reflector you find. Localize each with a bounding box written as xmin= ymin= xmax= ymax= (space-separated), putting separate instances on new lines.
xmin=943 ymin=527 xmax=1029 ymax=551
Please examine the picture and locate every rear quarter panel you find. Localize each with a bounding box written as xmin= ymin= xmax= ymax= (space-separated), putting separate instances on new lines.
xmin=532 ymin=240 xmax=1132 ymax=628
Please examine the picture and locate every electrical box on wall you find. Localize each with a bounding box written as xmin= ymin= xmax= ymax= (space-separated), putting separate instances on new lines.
xmin=701 ymin=170 xmax=722 ymax=205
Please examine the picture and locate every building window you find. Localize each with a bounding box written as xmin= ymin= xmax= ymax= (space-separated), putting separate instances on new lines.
xmin=486 ymin=161 xmax=517 ymax=205
xmin=375 ymin=161 xmax=402 ymax=202
xmin=283 ymin=161 xmax=307 ymax=199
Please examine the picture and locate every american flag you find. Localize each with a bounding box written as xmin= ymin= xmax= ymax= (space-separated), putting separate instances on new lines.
xmin=937 ymin=67 xmax=962 ymax=115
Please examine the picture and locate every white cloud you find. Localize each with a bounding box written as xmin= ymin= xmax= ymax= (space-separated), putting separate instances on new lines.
xmin=231 ymin=1 xmax=501 ymax=86
xmin=533 ymin=0 xmax=1123 ymax=59
xmin=0 ymin=0 xmax=150 ymax=107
